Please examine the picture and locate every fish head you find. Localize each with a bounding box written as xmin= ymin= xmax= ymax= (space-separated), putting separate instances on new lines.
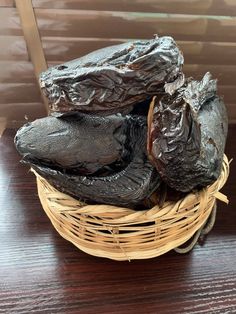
xmin=39 ymin=64 xmax=77 ymax=110
xmin=14 ymin=117 xmax=61 ymax=163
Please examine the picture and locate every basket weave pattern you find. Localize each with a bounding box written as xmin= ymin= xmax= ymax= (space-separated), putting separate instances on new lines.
xmin=33 ymin=155 xmax=229 ymax=261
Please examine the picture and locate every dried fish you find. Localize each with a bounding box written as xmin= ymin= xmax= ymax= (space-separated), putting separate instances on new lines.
xmin=15 ymin=113 xmax=133 ymax=175
xmin=148 ymin=73 xmax=228 ymax=192
xmin=27 ymin=116 xmax=161 ymax=207
xmin=39 ymin=36 xmax=183 ymax=114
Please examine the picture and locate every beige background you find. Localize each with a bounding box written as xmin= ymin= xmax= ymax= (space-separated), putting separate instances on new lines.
xmin=0 ymin=0 xmax=236 ymax=131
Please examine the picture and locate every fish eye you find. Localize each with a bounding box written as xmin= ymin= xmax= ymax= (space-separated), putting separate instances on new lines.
xmin=57 ymin=65 xmax=68 ymax=70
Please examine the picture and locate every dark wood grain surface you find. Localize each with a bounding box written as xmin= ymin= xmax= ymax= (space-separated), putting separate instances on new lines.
xmin=0 ymin=127 xmax=235 ymax=314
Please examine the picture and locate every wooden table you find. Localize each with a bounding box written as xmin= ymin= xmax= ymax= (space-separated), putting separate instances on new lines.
xmin=0 ymin=128 xmax=235 ymax=314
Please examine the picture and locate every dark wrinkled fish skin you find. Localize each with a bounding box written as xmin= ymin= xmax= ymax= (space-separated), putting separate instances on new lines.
xmin=29 ymin=116 xmax=161 ymax=207
xmin=39 ymin=36 xmax=183 ymax=114
xmin=15 ymin=113 xmax=130 ymax=175
xmin=149 ymin=72 xmax=228 ymax=192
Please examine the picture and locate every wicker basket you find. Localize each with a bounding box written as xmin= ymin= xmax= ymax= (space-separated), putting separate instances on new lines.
xmin=33 ymin=155 xmax=230 ymax=261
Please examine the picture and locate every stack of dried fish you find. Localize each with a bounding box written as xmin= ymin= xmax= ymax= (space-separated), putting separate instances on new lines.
xmin=15 ymin=36 xmax=228 ymax=209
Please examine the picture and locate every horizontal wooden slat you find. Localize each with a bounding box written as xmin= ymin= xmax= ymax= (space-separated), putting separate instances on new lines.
xmin=0 ymin=8 xmax=22 ymax=36
xmin=0 ymin=0 xmax=14 ymax=7
xmin=42 ymin=37 xmax=126 ymax=62
xmin=0 ymin=36 xmax=124 ymax=62
xmin=3 ymin=34 xmax=236 ymax=67
xmin=0 ymin=60 xmax=49 ymax=84
xmin=31 ymin=0 xmax=236 ymax=17
xmin=2 ymin=8 xmax=236 ymax=42
xmin=0 ymin=36 xmax=122 ymax=62
xmin=0 ymin=36 xmax=28 ymax=61
xmin=218 ymin=86 xmax=236 ymax=104
xmin=180 ymin=41 xmax=236 ymax=66
xmin=184 ymin=64 xmax=236 ymax=86
xmin=0 ymin=83 xmax=41 ymax=103
xmin=0 ymin=102 xmax=46 ymax=126
xmin=34 ymin=9 xmax=236 ymax=43
xmin=0 ymin=61 xmax=35 ymax=83
xmin=39 ymin=37 xmax=236 ymax=66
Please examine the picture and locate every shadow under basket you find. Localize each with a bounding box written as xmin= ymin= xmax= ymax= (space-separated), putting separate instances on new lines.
xmin=32 ymin=155 xmax=230 ymax=261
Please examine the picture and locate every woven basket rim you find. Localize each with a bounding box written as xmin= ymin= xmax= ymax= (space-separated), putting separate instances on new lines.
xmin=33 ymin=154 xmax=230 ymax=261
